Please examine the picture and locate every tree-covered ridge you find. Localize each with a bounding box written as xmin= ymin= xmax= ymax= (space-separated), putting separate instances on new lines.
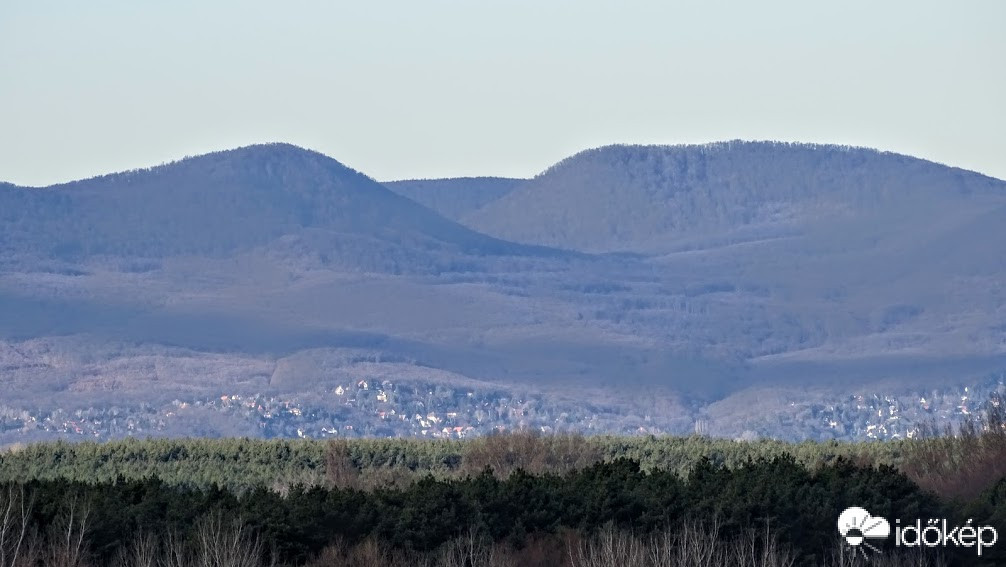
xmin=0 ymin=143 xmax=537 ymax=263
xmin=4 ymin=142 xmax=1006 ymax=441
xmin=464 ymin=140 xmax=1006 ymax=252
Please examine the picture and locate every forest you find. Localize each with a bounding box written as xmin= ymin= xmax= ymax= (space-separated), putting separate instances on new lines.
xmin=0 ymin=397 xmax=1003 ymax=567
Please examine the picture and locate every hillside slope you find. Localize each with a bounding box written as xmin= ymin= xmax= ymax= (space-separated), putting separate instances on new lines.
xmin=1 ymin=141 xmax=1005 ymax=441
xmin=0 ymin=144 xmax=539 ymax=269
xmin=464 ymin=141 xmax=1006 ymax=253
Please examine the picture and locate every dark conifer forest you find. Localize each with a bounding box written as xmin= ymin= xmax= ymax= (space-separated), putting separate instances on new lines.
xmin=1 ymin=395 xmax=1004 ymax=566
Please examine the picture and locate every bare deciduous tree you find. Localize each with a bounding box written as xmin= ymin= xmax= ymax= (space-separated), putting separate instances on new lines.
xmin=159 ymin=529 xmax=189 ymax=567
xmin=324 ymin=440 xmax=361 ymax=490
xmin=46 ymin=498 xmax=90 ymax=567
xmin=0 ymin=485 xmax=36 ymax=567
xmin=903 ymin=393 xmax=1006 ymax=501
xmin=438 ymin=527 xmax=515 ymax=567
xmin=193 ymin=511 xmax=268 ymax=567
xmin=463 ymin=430 xmax=603 ymax=478
xmin=111 ymin=530 xmax=158 ymax=567
xmin=568 ymin=521 xmax=798 ymax=567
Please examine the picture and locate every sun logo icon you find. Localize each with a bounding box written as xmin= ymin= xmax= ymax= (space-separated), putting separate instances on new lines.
xmin=838 ymin=507 xmax=891 ymax=559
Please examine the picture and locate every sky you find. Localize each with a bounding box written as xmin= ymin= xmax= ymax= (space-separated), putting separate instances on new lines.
xmin=1 ymin=1 xmax=1004 ymax=186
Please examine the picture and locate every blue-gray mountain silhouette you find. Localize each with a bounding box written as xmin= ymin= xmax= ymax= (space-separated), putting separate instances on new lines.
xmin=464 ymin=141 xmax=1005 ymax=253
xmin=1 ymin=143 xmax=547 ymax=268
xmin=1 ymin=141 xmax=1004 ymax=440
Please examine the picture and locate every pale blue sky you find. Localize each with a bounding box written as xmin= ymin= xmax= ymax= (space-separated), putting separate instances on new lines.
xmin=2 ymin=1 xmax=1003 ymax=186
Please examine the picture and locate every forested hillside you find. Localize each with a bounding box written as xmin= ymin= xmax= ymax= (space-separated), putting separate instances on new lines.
xmin=464 ymin=141 xmax=1006 ymax=252
xmin=1 ymin=142 xmax=1004 ymax=442
xmin=0 ymin=144 xmax=542 ymax=268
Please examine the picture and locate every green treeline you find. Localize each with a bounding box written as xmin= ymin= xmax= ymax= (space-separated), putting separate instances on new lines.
xmin=4 ymin=455 xmax=994 ymax=566
xmin=0 ymin=434 xmax=908 ymax=492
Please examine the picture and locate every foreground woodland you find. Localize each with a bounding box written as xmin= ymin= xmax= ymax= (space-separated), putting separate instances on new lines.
xmin=0 ymin=396 xmax=1004 ymax=566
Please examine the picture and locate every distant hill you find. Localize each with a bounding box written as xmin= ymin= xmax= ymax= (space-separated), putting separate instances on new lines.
xmin=0 ymin=144 xmax=541 ymax=271
xmin=2 ymin=141 xmax=1005 ymax=442
xmin=464 ymin=141 xmax=1006 ymax=253
xmin=383 ymin=177 xmax=523 ymax=220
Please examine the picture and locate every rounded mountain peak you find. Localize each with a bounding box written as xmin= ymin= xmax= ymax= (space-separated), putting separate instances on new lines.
xmin=4 ymin=144 xmax=530 ymax=262
xmin=465 ymin=141 xmax=1005 ymax=252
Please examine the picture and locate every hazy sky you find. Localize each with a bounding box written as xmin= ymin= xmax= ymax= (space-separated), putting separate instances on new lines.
xmin=2 ymin=1 xmax=1004 ymax=186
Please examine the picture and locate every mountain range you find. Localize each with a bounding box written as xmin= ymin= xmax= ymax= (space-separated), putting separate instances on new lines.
xmin=1 ymin=141 xmax=1004 ymax=441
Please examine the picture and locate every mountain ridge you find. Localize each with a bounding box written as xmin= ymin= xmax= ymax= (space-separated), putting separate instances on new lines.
xmin=0 ymin=143 xmax=559 ymax=266
xmin=538 ymin=140 xmax=1005 ymax=182
xmin=2 ymin=140 xmax=1005 ymax=441
xmin=4 ymin=143 xmax=343 ymax=190
xmin=463 ymin=140 xmax=1006 ymax=253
